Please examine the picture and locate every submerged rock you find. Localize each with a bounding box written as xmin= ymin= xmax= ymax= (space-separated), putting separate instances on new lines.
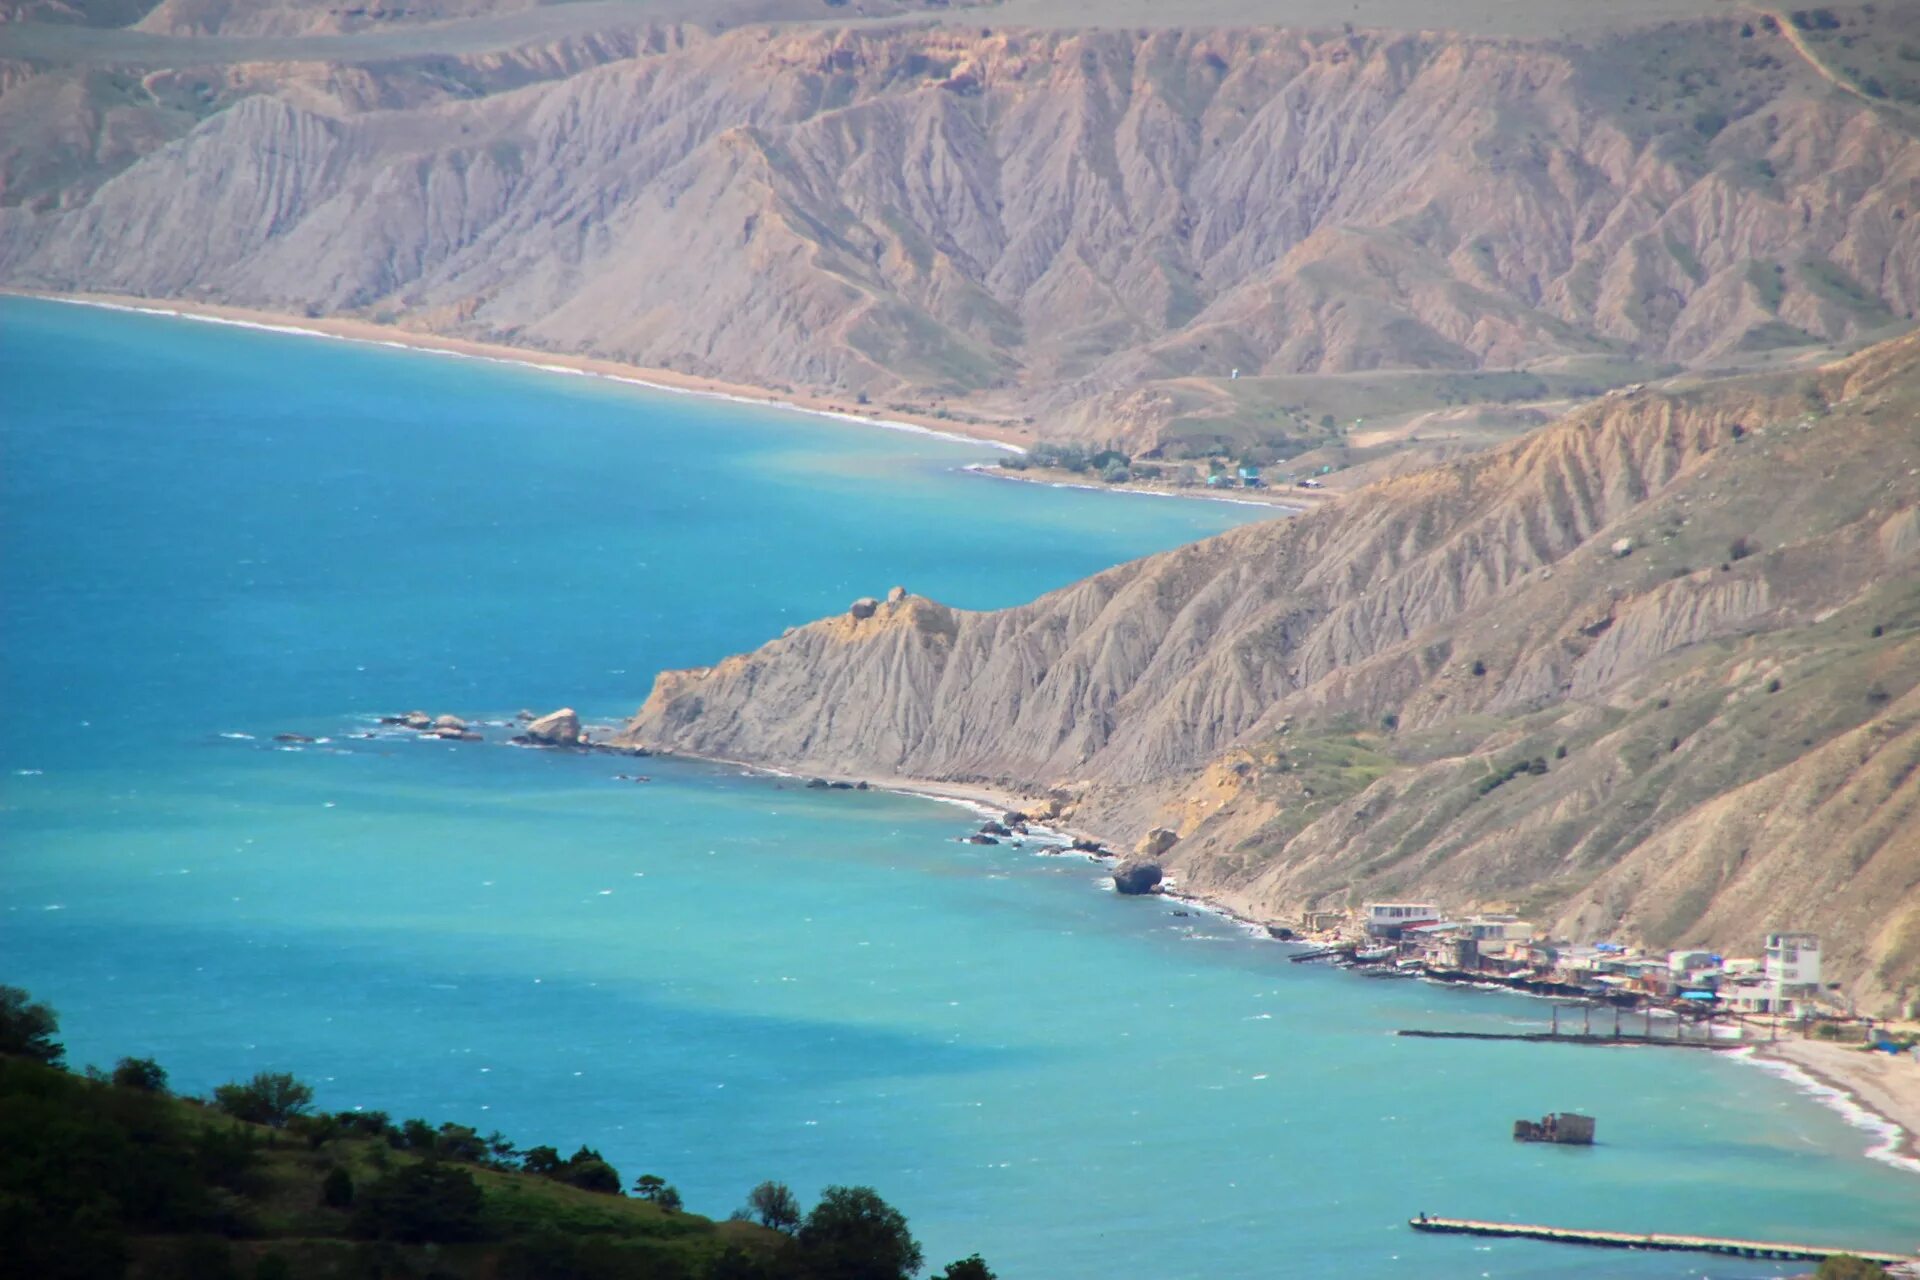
xmin=274 ymin=733 xmax=316 ymax=744
xmin=522 ymin=708 xmax=582 ymax=746
xmin=1112 ymin=861 xmax=1164 ymax=895
xmin=965 ymin=833 xmax=1000 ymax=845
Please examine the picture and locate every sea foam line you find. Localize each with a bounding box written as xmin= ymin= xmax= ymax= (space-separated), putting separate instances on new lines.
xmin=1731 ymin=1048 xmax=1920 ymax=1176
xmin=40 ymin=297 xmax=1025 ymax=455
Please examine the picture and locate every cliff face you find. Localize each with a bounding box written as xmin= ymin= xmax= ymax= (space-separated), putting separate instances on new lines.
xmin=3 ymin=6 xmax=1919 ymax=447
xmin=620 ymin=334 xmax=1920 ymax=1012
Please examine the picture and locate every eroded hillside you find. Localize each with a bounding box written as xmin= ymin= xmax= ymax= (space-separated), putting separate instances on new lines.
xmin=619 ymin=334 xmax=1920 ymax=1012
xmin=2 ymin=4 xmax=1918 ymax=456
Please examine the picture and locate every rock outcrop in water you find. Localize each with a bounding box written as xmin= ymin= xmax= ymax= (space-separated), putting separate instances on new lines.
xmin=617 ymin=335 xmax=1920 ymax=1012
xmin=521 ymin=708 xmax=582 ymax=746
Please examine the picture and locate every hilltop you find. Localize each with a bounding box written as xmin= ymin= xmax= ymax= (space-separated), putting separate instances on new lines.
xmin=1 ymin=2 xmax=1918 ymax=468
xmin=617 ymin=333 xmax=1920 ymax=1014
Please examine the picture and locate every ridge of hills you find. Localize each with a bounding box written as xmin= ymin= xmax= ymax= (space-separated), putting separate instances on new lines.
xmin=617 ymin=332 xmax=1920 ymax=1015
xmin=3 ymin=3 xmax=1919 ymax=461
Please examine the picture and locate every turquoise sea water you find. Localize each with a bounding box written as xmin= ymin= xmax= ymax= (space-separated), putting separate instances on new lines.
xmin=2 ymin=296 xmax=1914 ymax=1277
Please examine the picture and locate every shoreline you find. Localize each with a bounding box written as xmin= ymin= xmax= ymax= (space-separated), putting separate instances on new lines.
xmin=1745 ymin=1039 xmax=1920 ymax=1174
xmin=613 ymin=743 xmax=1920 ymax=1178
xmin=6 ymin=289 xmax=1033 ymax=456
xmin=960 ymin=461 xmax=1312 ymax=513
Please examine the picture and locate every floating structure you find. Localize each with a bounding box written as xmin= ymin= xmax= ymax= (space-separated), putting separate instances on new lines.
xmin=1512 ymin=1113 xmax=1594 ymax=1145
xmin=1407 ymin=1216 xmax=1916 ymax=1265
xmin=1396 ymin=1028 xmax=1734 ymax=1050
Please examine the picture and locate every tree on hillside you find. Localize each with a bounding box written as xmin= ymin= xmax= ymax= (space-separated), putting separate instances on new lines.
xmin=936 ymin=1256 xmax=996 ymax=1280
xmin=0 ymin=986 xmax=63 ymax=1064
xmin=794 ymin=1186 xmax=923 ymax=1280
xmin=111 ymin=1057 xmax=169 ymax=1094
xmin=633 ymin=1173 xmax=682 ymax=1209
xmin=350 ymin=1162 xmax=486 ymax=1243
xmin=211 ymin=1072 xmax=314 ymax=1127
xmin=561 ymin=1145 xmax=622 ymax=1194
xmin=520 ymin=1144 xmax=563 ymax=1176
xmin=746 ymin=1180 xmax=801 ymax=1233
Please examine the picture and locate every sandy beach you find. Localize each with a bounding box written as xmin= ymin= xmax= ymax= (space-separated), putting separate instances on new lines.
xmin=1752 ymin=1038 xmax=1920 ymax=1169
xmin=7 ymin=289 xmax=1035 ymax=454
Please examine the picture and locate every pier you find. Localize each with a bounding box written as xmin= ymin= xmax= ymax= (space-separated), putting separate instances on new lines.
xmin=1408 ymin=1216 xmax=1917 ymax=1265
xmin=1395 ymin=1028 xmax=1734 ymax=1049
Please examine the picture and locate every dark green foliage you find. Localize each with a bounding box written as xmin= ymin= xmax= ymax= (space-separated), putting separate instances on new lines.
xmin=110 ymin=1056 xmax=168 ymax=1094
xmin=1470 ymin=659 xmax=1487 ymax=677
xmin=397 ymin=1117 xmax=438 ymax=1150
xmin=563 ymin=1145 xmax=623 ymax=1195
xmin=322 ymin=1165 xmax=355 ymax=1208
xmin=150 ymin=1234 xmax=239 ymax=1280
xmin=1815 ymin=1257 xmax=1888 ymax=1280
xmin=500 ymin=1228 xmax=696 ymax=1280
xmin=287 ymin=1112 xmax=342 ymax=1150
xmin=0 ymin=1055 xmax=232 ymax=1279
xmin=0 ymin=984 xmax=64 ymax=1064
xmin=1729 ymin=535 xmax=1755 ymax=561
xmin=795 ymin=1186 xmax=923 ymax=1280
xmin=706 ymin=1246 xmax=774 ymax=1280
xmin=746 ymin=1180 xmax=801 ymax=1233
xmin=212 ymin=1072 xmax=314 ymax=1128
xmin=935 ymin=1257 xmax=996 ymax=1280
xmin=1476 ymin=755 xmax=1546 ymax=796
xmin=0 ymin=986 xmax=967 ymax=1280
xmin=350 ymin=1162 xmax=488 ymax=1243
xmin=522 ymin=1144 xmax=564 ymax=1176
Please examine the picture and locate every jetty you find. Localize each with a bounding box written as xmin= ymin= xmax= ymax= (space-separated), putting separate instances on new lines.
xmin=1396 ymin=1028 xmax=1734 ymax=1049
xmin=1408 ymin=1216 xmax=1917 ymax=1266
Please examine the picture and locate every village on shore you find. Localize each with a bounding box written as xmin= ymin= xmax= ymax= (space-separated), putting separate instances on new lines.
xmin=1288 ymin=902 xmax=1920 ymax=1050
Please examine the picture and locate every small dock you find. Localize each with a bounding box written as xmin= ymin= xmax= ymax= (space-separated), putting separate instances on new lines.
xmin=1408 ymin=1216 xmax=1917 ymax=1265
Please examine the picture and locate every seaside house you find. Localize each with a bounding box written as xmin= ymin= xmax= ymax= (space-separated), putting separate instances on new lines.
xmin=1765 ymin=932 xmax=1821 ymax=991
xmin=1364 ymin=902 xmax=1442 ymax=939
xmin=1667 ymin=949 xmax=1719 ymax=977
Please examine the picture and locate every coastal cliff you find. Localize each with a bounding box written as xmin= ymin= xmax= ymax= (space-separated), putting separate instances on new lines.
xmin=4 ymin=5 xmax=1920 ymax=456
xmin=618 ymin=334 xmax=1920 ymax=1012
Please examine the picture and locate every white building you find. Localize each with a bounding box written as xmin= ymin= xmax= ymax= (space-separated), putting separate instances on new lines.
xmin=1364 ymin=902 xmax=1442 ymax=937
xmin=1765 ymin=933 xmax=1821 ymax=989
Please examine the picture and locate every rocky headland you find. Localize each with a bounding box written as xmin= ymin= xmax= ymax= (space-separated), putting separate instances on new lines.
xmin=613 ymin=333 xmax=1920 ymax=1013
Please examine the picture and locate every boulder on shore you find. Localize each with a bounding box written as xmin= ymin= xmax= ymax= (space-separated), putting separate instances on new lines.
xmin=979 ymin=821 xmax=1011 ymax=837
xmin=1070 ymin=836 xmax=1106 ymax=854
xmin=1139 ymin=827 xmax=1180 ymax=858
xmin=1112 ymin=861 xmax=1164 ymax=895
xmin=523 ymin=708 xmax=582 ymax=746
xmin=849 ymin=597 xmax=880 ymax=620
xmin=887 ymin=585 xmax=908 ymax=603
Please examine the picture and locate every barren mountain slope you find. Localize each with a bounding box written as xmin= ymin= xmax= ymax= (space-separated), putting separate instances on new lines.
xmin=618 ymin=334 xmax=1920 ymax=1011
xmin=3 ymin=5 xmax=1918 ymax=452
